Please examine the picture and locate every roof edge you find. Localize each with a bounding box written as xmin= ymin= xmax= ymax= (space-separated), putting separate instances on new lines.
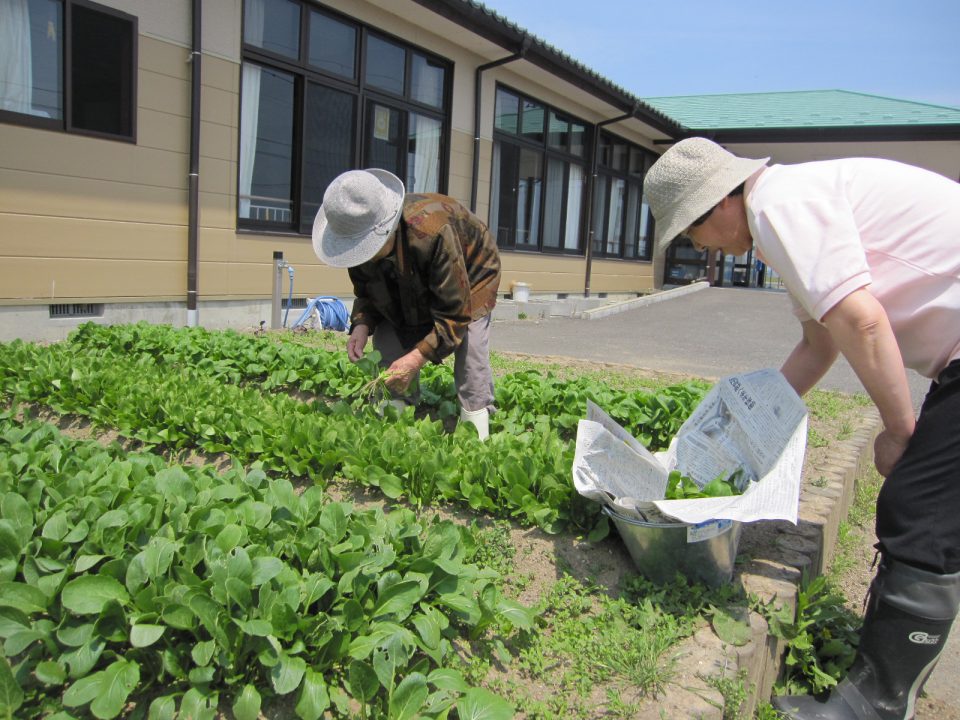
xmin=675 ymin=124 xmax=960 ymax=144
xmin=409 ymin=0 xmax=683 ymax=136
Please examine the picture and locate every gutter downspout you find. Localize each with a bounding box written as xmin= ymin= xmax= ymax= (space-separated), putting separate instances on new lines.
xmin=186 ymin=0 xmax=202 ymax=327
xmin=470 ymin=35 xmax=530 ymax=213
xmin=582 ymin=107 xmax=636 ymax=296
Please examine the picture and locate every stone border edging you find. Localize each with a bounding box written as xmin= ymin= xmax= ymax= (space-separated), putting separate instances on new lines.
xmin=577 ymin=281 xmax=711 ymax=320
xmin=661 ymin=405 xmax=882 ymax=718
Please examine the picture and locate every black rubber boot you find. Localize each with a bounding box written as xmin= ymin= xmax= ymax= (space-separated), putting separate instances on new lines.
xmin=772 ymin=558 xmax=960 ymax=720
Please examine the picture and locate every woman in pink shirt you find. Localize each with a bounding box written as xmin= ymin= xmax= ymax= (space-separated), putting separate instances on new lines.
xmin=645 ymin=137 xmax=960 ymax=720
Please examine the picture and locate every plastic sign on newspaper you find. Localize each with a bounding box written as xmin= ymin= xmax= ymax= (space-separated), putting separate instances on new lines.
xmin=572 ymin=368 xmax=809 ymax=525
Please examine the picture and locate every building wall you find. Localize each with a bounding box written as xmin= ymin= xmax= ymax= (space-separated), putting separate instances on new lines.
xmin=1 ymin=0 xmax=661 ymax=343
xmin=726 ymin=140 xmax=960 ymax=181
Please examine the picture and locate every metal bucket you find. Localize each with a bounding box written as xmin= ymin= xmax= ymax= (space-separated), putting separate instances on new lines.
xmin=604 ymin=506 xmax=741 ymax=587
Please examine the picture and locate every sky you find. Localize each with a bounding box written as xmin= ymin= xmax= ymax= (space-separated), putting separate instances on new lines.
xmin=478 ymin=0 xmax=960 ymax=108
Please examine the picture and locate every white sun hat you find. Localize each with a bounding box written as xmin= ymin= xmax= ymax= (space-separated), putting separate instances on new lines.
xmin=643 ymin=137 xmax=768 ymax=252
xmin=312 ymin=169 xmax=405 ymax=268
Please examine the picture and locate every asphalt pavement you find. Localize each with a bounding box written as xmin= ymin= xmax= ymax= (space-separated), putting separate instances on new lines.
xmin=489 ymin=284 xmax=956 ymax=714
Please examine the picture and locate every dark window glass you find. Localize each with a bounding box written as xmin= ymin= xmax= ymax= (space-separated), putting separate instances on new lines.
xmin=491 ymin=141 xmax=519 ymax=247
xmin=301 ymin=82 xmax=355 ymax=233
xmin=547 ymin=111 xmax=568 ymax=150
xmin=411 ymin=53 xmax=444 ymax=108
xmin=591 ymin=174 xmax=608 ymax=255
xmin=570 ymin=121 xmax=586 ymax=157
xmin=365 ymin=34 xmax=404 ymax=95
xmin=238 ymin=63 xmax=294 ymax=223
xmin=308 ymin=10 xmax=356 ymax=78
xmin=365 ymin=102 xmax=403 ymax=176
xmin=515 ymin=148 xmax=542 ymax=248
xmin=611 ymin=141 xmax=628 ymax=172
xmin=520 ymin=99 xmax=544 ymax=143
xmin=494 ymin=87 xmax=518 ymax=134
xmin=71 ymin=4 xmax=134 ymax=137
xmin=244 ymin=0 xmax=300 ymax=59
xmin=629 ymin=147 xmax=646 ymax=176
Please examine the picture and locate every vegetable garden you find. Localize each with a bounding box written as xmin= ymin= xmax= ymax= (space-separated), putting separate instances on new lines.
xmin=0 ymin=323 xmax=865 ymax=719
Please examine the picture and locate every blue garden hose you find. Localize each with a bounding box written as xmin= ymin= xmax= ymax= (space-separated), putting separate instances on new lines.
xmin=291 ymin=296 xmax=349 ymax=331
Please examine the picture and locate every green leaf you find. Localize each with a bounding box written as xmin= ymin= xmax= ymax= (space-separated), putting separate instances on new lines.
xmin=232 ymin=684 xmax=261 ymax=720
xmin=271 ymin=653 xmax=306 ymax=695
xmin=347 ymin=659 xmax=379 ymax=702
xmin=147 ymin=694 xmax=176 ymax=720
xmin=91 ymin=659 xmax=140 ymax=719
xmin=61 ymin=575 xmax=129 ymax=615
xmin=0 ymin=581 xmax=50 ymax=614
xmin=373 ymin=579 xmax=423 ymax=621
xmin=388 ymin=672 xmax=428 ymax=720
xmin=35 ymin=660 xmax=67 ymax=685
xmin=712 ymin=607 xmax=753 ymax=647
xmin=0 ymin=656 xmax=24 ymax=716
xmin=251 ymin=556 xmax=284 ymax=586
xmin=130 ymin=624 xmax=166 ymax=648
xmin=456 ymin=688 xmax=514 ymax=720
xmin=295 ymin=669 xmax=330 ymax=720
xmin=427 ymin=668 xmax=469 ymax=692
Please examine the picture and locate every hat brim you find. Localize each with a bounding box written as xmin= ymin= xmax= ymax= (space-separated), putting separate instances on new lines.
xmin=312 ymin=169 xmax=405 ymax=268
xmin=654 ymin=156 xmax=768 ymax=254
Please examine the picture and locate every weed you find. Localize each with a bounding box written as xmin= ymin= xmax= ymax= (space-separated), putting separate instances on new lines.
xmin=760 ymin=575 xmax=860 ymax=696
xmin=518 ymin=311 xmax=528 ymax=320
xmin=701 ymin=667 xmax=748 ymax=720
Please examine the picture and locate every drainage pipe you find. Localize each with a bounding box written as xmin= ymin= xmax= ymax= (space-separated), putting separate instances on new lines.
xmin=469 ymin=36 xmax=530 ymax=213
xmin=186 ymin=0 xmax=202 ymax=326
xmin=582 ymin=107 xmax=636 ymax=297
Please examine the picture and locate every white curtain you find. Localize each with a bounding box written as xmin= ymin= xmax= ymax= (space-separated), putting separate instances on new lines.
xmin=606 ymin=178 xmax=625 ymax=254
xmin=565 ymin=164 xmax=583 ymax=250
xmin=541 ymin=157 xmax=563 ymax=248
xmin=238 ymin=0 xmax=264 ymax=218
xmin=408 ymin=113 xmax=441 ymax=193
xmin=0 ymin=0 xmax=33 ymax=113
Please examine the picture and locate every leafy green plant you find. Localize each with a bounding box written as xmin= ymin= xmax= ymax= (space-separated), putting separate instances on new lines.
xmin=761 ymin=575 xmax=860 ymax=695
xmin=0 ymin=417 xmax=531 ymax=719
xmin=665 ymin=468 xmax=745 ymax=500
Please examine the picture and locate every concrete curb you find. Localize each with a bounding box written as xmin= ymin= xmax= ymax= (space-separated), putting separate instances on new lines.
xmin=577 ymin=281 xmax=711 ymax=320
xmin=635 ymin=405 xmax=882 ymax=717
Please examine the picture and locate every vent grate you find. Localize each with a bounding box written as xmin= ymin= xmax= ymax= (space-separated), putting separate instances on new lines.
xmin=49 ymin=303 xmax=104 ymax=319
xmin=281 ymin=297 xmax=308 ymax=309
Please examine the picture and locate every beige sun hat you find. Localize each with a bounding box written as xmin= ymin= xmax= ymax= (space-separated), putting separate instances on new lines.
xmin=643 ymin=137 xmax=768 ymax=252
xmin=312 ymin=169 xmax=405 ymax=268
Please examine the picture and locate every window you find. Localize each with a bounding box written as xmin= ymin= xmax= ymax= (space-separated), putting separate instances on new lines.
xmin=0 ymin=0 xmax=137 ymax=140
xmin=490 ymin=86 xmax=586 ymax=253
xmin=240 ymin=1 xmax=450 ymax=233
xmin=591 ymin=134 xmax=655 ymax=261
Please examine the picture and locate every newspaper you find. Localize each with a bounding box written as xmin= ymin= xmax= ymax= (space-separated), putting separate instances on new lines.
xmin=572 ymin=369 xmax=808 ymax=525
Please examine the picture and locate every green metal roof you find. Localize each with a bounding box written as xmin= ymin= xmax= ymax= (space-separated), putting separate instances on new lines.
xmin=642 ymin=90 xmax=960 ymax=130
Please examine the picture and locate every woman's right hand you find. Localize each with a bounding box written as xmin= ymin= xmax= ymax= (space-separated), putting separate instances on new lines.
xmin=347 ymin=325 xmax=369 ymax=363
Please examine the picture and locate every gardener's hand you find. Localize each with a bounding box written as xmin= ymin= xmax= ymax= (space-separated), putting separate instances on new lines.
xmin=347 ymin=326 xmax=369 ymax=362
xmin=874 ymin=428 xmax=912 ymax=478
xmin=385 ymin=349 xmax=427 ymax=393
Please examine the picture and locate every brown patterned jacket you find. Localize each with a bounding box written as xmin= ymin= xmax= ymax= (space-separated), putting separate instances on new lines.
xmin=348 ymin=194 xmax=501 ymax=363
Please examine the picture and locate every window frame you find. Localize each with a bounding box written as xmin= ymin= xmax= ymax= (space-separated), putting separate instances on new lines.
xmin=591 ymin=131 xmax=656 ymax=262
xmin=490 ymin=83 xmax=589 ymax=256
xmin=0 ymin=0 xmax=138 ymax=143
xmin=238 ymin=1 xmax=452 ymax=234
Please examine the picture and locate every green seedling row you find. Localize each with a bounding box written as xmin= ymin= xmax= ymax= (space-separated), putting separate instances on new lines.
xmin=0 ymin=414 xmax=528 ymax=719
xmin=0 ymin=340 xmax=589 ymax=533
xmin=66 ymin=323 xmax=706 ymax=447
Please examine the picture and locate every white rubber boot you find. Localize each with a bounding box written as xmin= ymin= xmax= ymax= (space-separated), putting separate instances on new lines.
xmin=460 ymin=407 xmax=489 ymax=441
